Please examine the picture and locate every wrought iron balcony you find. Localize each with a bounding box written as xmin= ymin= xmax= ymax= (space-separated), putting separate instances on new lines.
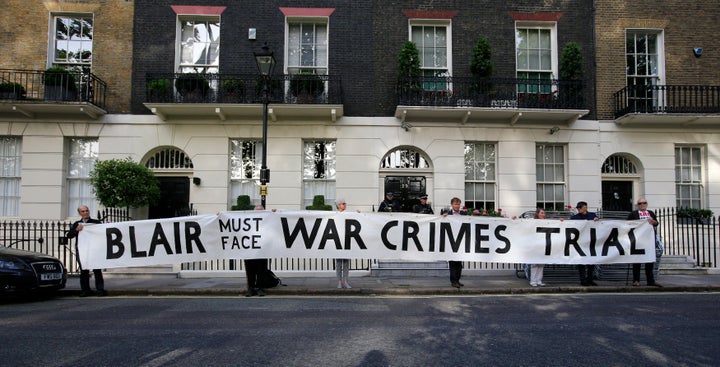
xmin=145 ymin=73 xmax=343 ymax=105
xmin=397 ymin=76 xmax=584 ymax=110
xmin=614 ymin=84 xmax=720 ymax=118
xmin=0 ymin=68 xmax=107 ymax=110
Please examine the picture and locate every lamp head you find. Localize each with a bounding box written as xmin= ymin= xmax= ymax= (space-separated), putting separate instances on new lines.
xmin=254 ymin=42 xmax=276 ymax=76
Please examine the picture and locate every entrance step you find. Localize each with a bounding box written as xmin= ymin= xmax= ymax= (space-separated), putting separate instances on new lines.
xmin=659 ymin=255 xmax=709 ymax=275
xmin=104 ymin=266 xmax=178 ymax=278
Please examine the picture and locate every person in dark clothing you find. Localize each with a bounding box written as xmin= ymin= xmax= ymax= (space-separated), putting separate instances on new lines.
xmin=444 ymin=197 xmax=467 ymax=288
xmin=244 ymin=205 xmax=270 ymax=297
xmin=378 ymin=191 xmax=400 ymax=212
xmin=412 ymin=194 xmax=434 ymax=215
xmin=570 ymin=201 xmax=600 ymax=286
xmin=66 ymin=205 xmax=107 ymax=297
xmin=627 ymin=198 xmax=662 ymax=287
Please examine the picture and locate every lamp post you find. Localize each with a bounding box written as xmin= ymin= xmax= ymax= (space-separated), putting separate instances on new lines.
xmin=254 ymin=43 xmax=276 ymax=209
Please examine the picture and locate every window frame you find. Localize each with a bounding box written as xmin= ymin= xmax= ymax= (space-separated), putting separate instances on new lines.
xmin=285 ymin=17 xmax=329 ymax=76
xmin=625 ymin=29 xmax=666 ymax=112
xmin=515 ymin=22 xmax=558 ymax=95
xmin=675 ymin=146 xmax=704 ymax=209
xmin=49 ymin=13 xmax=94 ymax=73
xmin=302 ymin=140 xmax=336 ymax=208
xmin=229 ymin=139 xmax=263 ymax=208
xmin=0 ymin=136 xmax=22 ymax=217
xmin=535 ymin=143 xmax=566 ymax=211
xmin=464 ymin=142 xmax=497 ymax=212
xmin=66 ymin=137 xmax=99 ymax=217
xmin=409 ymin=19 xmax=453 ymax=79
xmin=175 ymin=15 xmax=221 ymax=74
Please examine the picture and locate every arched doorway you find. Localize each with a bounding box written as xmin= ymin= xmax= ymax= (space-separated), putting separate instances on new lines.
xmin=143 ymin=146 xmax=195 ymax=219
xmin=601 ymin=153 xmax=641 ymax=212
xmin=379 ymin=146 xmax=433 ymax=212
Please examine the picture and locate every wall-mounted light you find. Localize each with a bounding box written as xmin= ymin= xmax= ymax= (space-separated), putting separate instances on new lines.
xmin=401 ymin=121 xmax=413 ymax=131
xmin=248 ymin=28 xmax=257 ymax=40
xmin=193 ymin=177 xmax=201 ymax=185
xmin=549 ymin=126 xmax=560 ymax=135
xmin=693 ymin=47 xmax=703 ymax=58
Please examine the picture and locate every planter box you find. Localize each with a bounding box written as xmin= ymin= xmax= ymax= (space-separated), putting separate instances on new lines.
xmin=44 ymin=86 xmax=77 ymax=101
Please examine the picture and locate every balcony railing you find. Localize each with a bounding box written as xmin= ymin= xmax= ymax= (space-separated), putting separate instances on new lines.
xmin=397 ymin=77 xmax=584 ymax=110
xmin=0 ymin=68 xmax=107 ymax=109
xmin=614 ymin=84 xmax=720 ymax=118
xmin=145 ymin=73 xmax=343 ymax=105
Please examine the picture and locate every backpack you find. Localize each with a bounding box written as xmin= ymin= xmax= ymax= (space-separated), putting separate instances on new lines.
xmin=258 ymin=268 xmax=281 ymax=288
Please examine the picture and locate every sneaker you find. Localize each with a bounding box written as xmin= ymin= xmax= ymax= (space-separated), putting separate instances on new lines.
xmin=256 ymin=289 xmax=266 ymax=297
xmin=538 ymin=283 xmax=547 ymax=287
xmin=345 ymin=283 xmax=352 ymax=289
xmin=648 ymin=282 xmax=663 ymax=287
xmin=337 ymin=283 xmax=343 ymax=289
xmin=451 ymin=282 xmax=461 ymax=288
xmin=458 ymin=282 xmax=465 ymax=287
xmin=96 ymin=290 xmax=108 ymax=297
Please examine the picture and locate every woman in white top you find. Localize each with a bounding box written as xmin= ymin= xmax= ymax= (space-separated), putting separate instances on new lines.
xmin=335 ymin=199 xmax=352 ymax=289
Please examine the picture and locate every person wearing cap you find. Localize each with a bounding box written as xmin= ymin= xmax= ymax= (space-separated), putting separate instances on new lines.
xmin=334 ymin=198 xmax=352 ymax=289
xmin=570 ymin=201 xmax=600 ymax=286
xmin=627 ymin=198 xmax=662 ymax=287
xmin=412 ymin=194 xmax=434 ymax=214
xmin=378 ymin=191 xmax=399 ymax=213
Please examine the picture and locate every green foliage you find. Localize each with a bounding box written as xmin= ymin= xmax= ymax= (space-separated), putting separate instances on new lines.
xmin=174 ymin=74 xmax=210 ymax=94
xmin=289 ymin=72 xmax=325 ymax=97
xmin=42 ymin=66 xmax=77 ymax=90
xmin=305 ymin=195 xmax=332 ymax=211
xmin=397 ymin=41 xmax=421 ymax=78
xmin=221 ymin=79 xmax=244 ymax=93
xmin=0 ymin=82 xmax=26 ymax=98
xmin=89 ymin=157 xmax=160 ymax=208
xmin=148 ymin=79 xmax=170 ymax=94
xmin=677 ymin=207 xmax=714 ymax=219
xmin=559 ymin=42 xmax=583 ymax=81
xmin=231 ymin=195 xmax=254 ymax=210
xmin=470 ymin=37 xmax=493 ymax=78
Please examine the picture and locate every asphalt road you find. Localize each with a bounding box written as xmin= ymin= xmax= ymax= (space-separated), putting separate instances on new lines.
xmin=1 ymin=293 xmax=719 ymax=366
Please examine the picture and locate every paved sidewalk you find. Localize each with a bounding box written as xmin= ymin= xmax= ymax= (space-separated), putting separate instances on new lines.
xmin=58 ymin=272 xmax=720 ymax=297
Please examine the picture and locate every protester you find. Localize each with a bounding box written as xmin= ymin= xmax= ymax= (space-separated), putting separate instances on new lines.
xmin=529 ymin=208 xmax=548 ymax=287
xmin=627 ymin=198 xmax=662 ymax=287
xmin=334 ymin=198 xmax=352 ymax=289
xmin=66 ymin=205 xmax=107 ymax=297
xmin=444 ymin=197 xmax=467 ymax=288
xmin=570 ymin=201 xmax=600 ymax=286
xmin=244 ymin=205 xmax=270 ymax=297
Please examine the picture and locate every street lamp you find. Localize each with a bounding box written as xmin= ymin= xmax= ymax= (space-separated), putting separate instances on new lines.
xmin=254 ymin=43 xmax=276 ymax=209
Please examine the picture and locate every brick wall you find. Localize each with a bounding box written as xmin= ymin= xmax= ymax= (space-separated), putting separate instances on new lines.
xmin=595 ymin=0 xmax=720 ymax=119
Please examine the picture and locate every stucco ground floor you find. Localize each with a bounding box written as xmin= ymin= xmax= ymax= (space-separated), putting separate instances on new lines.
xmin=3 ymin=115 xmax=719 ymax=221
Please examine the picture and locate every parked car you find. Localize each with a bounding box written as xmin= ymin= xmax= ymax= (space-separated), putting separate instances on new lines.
xmin=0 ymin=246 xmax=67 ymax=297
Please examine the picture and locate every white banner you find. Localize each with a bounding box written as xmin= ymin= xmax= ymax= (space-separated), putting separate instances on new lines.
xmin=78 ymin=210 xmax=657 ymax=269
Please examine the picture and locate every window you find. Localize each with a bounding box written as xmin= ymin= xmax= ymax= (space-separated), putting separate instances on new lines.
xmin=303 ymin=140 xmax=336 ymax=208
xmin=464 ymin=143 xmax=496 ymax=211
xmin=516 ymin=25 xmax=557 ymax=94
xmin=536 ymin=144 xmax=565 ymax=211
xmin=0 ymin=137 xmax=22 ymax=216
xmin=229 ymin=140 xmax=263 ymax=207
xmin=287 ymin=22 xmax=328 ymax=75
xmin=177 ymin=17 xmax=220 ymax=73
xmin=411 ymin=22 xmax=451 ymax=91
xmin=626 ymin=30 xmax=663 ymax=112
xmin=67 ymin=138 xmax=98 ymax=217
xmin=51 ymin=14 xmax=93 ymax=73
xmin=675 ymin=146 xmax=703 ymax=209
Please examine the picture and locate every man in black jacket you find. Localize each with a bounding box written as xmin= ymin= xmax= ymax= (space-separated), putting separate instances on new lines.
xmin=627 ymin=198 xmax=662 ymax=287
xmin=67 ymin=205 xmax=107 ymax=297
xmin=570 ymin=201 xmax=600 ymax=286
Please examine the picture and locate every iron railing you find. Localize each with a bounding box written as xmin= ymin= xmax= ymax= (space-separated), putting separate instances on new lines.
xmin=2 ymin=208 xmax=716 ymax=274
xmin=145 ymin=73 xmax=343 ymax=105
xmin=614 ymin=84 xmax=720 ymax=118
xmin=397 ymin=76 xmax=584 ymax=109
xmin=0 ymin=68 xmax=107 ymax=109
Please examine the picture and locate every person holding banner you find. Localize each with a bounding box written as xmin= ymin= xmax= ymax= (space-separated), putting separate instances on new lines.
xmin=528 ymin=208 xmax=548 ymax=287
xmin=335 ymin=198 xmax=353 ymax=289
xmin=67 ymin=205 xmax=107 ymax=297
xmin=244 ymin=205 xmax=270 ymax=297
xmin=445 ymin=197 xmax=467 ymax=288
xmin=571 ymin=201 xmax=600 ymax=286
xmin=627 ymin=198 xmax=662 ymax=287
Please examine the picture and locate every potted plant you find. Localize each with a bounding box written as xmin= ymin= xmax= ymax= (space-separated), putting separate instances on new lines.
xmin=231 ymin=195 xmax=254 ymax=210
xmin=43 ymin=66 xmax=77 ymax=101
xmin=469 ymin=36 xmax=494 ymax=98
xmin=174 ymin=74 xmax=210 ymax=102
xmin=305 ymin=195 xmax=332 ymax=211
xmin=289 ymin=72 xmax=325 ymax=102
xmin=677 ymin=207 xmax=714 ymax=225
xmin=0 ymin=81 xmax=26 ymax=99
xmin=147 ymin=78 xmax=171 ymax=102
xmin=220 ymin=79 xmax=244 ymax=103
xmin=397 ymin=41 xmax=422 ymax=100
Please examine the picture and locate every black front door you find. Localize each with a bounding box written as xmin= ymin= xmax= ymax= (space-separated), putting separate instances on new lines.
xmin=384 ymin=176 xmax=426 ymax=212
xmin=601 ymin=181 xmax=633 ymax=211
xmin=149 ymin=176 xmax=190 ymax=219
